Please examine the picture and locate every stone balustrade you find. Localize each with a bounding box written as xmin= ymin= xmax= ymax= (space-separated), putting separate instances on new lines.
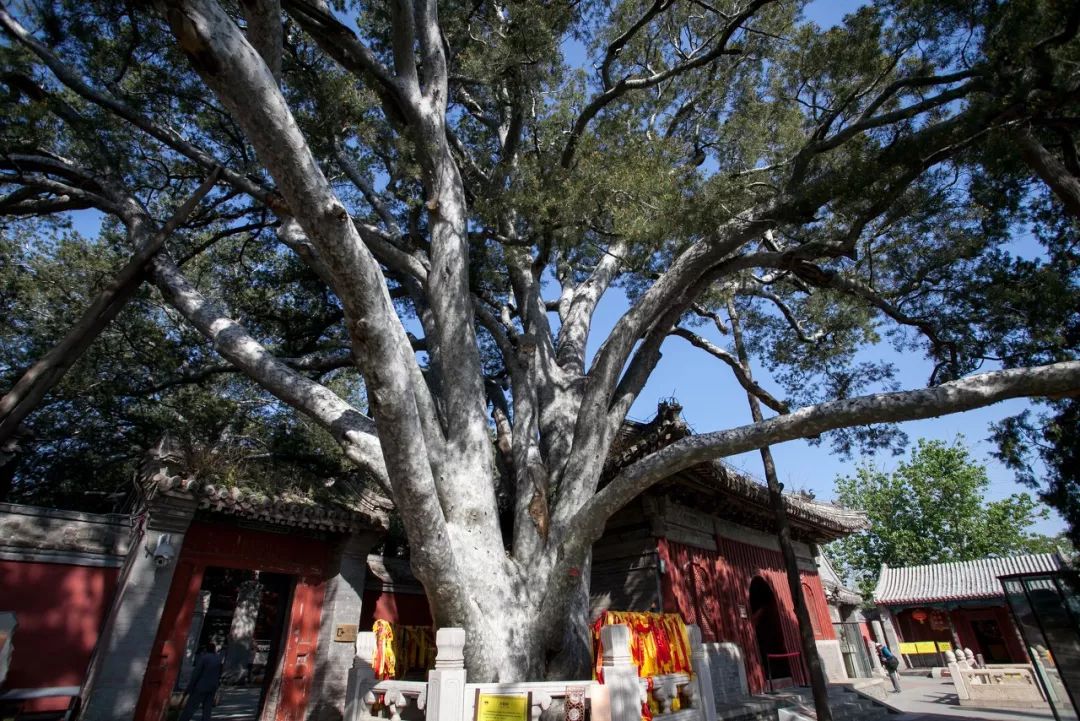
xmin=344 ymin=624 xmax=718 ymax=721
xmin=945 ymin=651 xmax=1047 ymax=709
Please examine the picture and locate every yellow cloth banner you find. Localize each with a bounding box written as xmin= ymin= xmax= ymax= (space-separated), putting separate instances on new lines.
xmin=937 ymin=641 xmax=952 ymax=652
xmin=591 ymin=612 xmax=693 ymax=720
xmin=371 ymin=620 xmax=437 ymax=680
xmin=898 ymin=642 xmax=920 ymax=655
xmin=591 ymin=611 xmax=693 ymax=681
xmin=915 ymin=641 xmax=938 ymax=654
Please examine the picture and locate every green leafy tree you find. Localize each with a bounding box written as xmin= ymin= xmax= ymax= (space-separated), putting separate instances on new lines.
xmin=991 ymin=399 xmax=1080 ymax=556
xmin=829 ymin=438 xmax=1061 ymax=597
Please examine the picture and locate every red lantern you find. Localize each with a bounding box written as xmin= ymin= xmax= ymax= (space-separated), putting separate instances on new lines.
xmin=911 ymin=609 xmax=929 ymax=623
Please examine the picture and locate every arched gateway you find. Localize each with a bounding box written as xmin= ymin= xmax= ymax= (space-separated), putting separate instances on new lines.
xmin=749 ymin=577 xmax=790 ymax=687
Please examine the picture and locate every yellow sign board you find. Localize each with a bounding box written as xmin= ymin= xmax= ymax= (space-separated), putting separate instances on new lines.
xmin=899 ymin=641 xmax=946 ymax=655
xmin=475 ymin=693 xmax=531 ymax=721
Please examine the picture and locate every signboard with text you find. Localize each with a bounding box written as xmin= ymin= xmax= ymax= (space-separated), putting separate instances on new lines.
xmin=475 ymin=692 xmax=531 ymax=721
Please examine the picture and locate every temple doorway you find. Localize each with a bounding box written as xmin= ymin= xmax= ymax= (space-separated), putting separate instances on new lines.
xmin=173 ymin=568 xmax=292 ymax=720
xmin=134 ymin=521 xmax=330 ymax=721
xmin=970 ymin=618 xmax=1011 ymax=664
xmin=749 ymin=577 xmax=790 ymax=687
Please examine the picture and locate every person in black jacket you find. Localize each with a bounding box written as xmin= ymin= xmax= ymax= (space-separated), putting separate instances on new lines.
xmin=179 ymin=641 xmax=224 ymax=721
xmin=876 ymin=642 xmax=903 ymax=693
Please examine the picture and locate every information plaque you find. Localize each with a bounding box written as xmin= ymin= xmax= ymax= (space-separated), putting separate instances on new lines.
xmin=474 ymin=692 xmax=531 ymax=721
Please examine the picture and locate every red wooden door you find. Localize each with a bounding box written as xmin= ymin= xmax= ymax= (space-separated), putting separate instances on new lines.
xmin=134 ymin=560 xmax=205 ymax=721
xmin=275 ymin=576 xmax=327 ymax=721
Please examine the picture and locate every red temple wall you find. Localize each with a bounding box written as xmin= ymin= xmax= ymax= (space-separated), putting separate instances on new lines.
xmin=659 ymin=536 xmax=834 ymax=693
xmin=891 ymin=604 xmax=1026 ymax=664
xmin=951 ymin=606 xmax=1026 ymax=663
xmin=359 ymin=589 xmax=433 ymax=628
xmin=0 ymin=560 xmax=120 ymax=711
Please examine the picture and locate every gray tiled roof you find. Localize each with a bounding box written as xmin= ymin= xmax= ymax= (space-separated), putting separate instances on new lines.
xmin=609 ymin=407 xmax=869 ymax=540
xmin=139 ymin=437 xmax=391 ymax=534
xmin=873 ymin=553 xmax=1068 ymax=605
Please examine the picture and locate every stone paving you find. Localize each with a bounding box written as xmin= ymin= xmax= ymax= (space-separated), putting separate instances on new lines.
xmin=886 ymin=675 xmax=1070 ymax=721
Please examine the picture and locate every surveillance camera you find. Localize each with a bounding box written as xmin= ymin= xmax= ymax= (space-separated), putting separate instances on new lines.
xmin=148 ymin=533 xmax=177 ymax=567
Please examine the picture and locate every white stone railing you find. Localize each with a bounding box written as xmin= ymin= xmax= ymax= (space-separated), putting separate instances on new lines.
xmin=344 ymin=623 xmax=719 ymax=721
xmin=462 ymin=680 xmax=600 ymax=721
xmin=946 ymin=652 xmax=1047 ymax=708
xmin=644 ymin=672 xmax=699 ymax=721
xmin=365 ymin=680 xmax=429 ymax=721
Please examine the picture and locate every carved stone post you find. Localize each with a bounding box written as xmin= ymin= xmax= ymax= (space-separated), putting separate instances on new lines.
xmin=310 ymin=532 xmax=381 ymax=721
xmin=601 ymin=625 xmax=641 ymax=721
xmin=177 ymin=591 xmax=212 ymax=689
xmin=686 ymin=625 xmax=717 ymax=721
xmin=345 ymin=631 xmax=379 ymax=721
xmin=945 ymin=651 xmax=969 ymax=701
xmin=878 ymin=610 xmax=907 ymax=670
xmin=426 ymin=627 xmax=467 ymax=721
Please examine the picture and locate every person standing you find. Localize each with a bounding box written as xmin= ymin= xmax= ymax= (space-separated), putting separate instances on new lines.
xmin=180 ymin=641 xmax=224 ymax=721
xmin=876 ymin=642 xmax=902 ymax=693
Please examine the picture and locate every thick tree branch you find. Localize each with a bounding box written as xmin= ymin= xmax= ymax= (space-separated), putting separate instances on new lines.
xmin=240 ymin=0 xmax=283 ymax=83
xmin=566 ymin=360 xmax=1080 ymax=559
xmin=150 ymin=254 xmax=388 ymax=482
xmin=1016 ymin=125 xmax=1080 ymax=218
xmin=555 ymin=240 xmax=628 ymax=374
xmin=162 ymin=0 xmax=460 ymax=529
xmin=0 ymin=170 xmax=221 ymax=446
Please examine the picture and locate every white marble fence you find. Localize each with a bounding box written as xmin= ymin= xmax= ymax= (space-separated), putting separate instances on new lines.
xmin=344 ymin=624 xmax=720 ymax=721
xmin=945 ymin=650 xmax=1047 ymax=708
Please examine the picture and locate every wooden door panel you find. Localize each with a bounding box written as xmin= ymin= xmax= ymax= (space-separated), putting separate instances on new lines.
xmin=275 ymin=576 xmax=326 ymax=721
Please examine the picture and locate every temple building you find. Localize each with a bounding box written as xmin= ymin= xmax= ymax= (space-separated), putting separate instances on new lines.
xmin=0 ymin=405 xmax=872 ymax=720
xmin=0 ymin=439 xmax=391 ymax=721
xmin=872 ymin=552 xmax=1072 ymax=669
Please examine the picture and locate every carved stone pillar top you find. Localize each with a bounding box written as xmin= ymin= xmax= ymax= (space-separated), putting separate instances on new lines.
xmin=601 ymin=624 xmax=634 ymax=668
xmin=687 ymin=624 xmax=704 ymax=656
xmin=434 ymin=627 xmax=466 ymax=669
xmin=355 ymin=631 xmax=377 ymax=665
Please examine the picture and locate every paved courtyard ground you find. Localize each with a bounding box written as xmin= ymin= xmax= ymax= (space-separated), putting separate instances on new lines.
xmin=888 ymin=675 xmax=1069 ymax=721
